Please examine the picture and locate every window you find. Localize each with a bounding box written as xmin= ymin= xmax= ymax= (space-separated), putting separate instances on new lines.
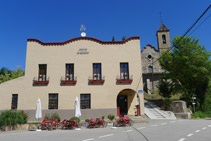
xmin=49 ymin=94 xmax=58 ymax=109
xmin=148 ymin=66 xmax=153 ymax=73
xmin=93 ymin=63 xmax=101 ymax=80
xmin=39 ymin=64 xmax=47 ymax=81
xmin=162 ymin=35 xmax=166 ymax=44
xmin=80 ymin=94 xmax=91 ymax=109
xmin=120 ymin=63 xmax=129 ymax=80
xmin=11 ymin=94 xmax=18 ymax=109
xmin=66 ymin=64 xmax=74 ymax=80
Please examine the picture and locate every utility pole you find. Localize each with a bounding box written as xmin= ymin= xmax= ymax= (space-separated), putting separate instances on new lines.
xmin=151 ymin=57 xmax=154 ymax=94
xmin=192 ymin=96 xmax=196 ymax=113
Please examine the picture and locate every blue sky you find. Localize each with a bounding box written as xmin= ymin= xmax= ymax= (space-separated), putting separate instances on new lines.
xmin=0 ymin=0 xmax=210 ymax=70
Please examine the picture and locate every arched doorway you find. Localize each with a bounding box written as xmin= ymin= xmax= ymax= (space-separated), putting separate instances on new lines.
xmin=117 ymin=89 xmax=137 ymax=116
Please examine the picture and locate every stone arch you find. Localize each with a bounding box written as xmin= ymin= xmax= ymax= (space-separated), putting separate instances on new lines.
xmin=116 ymin=89 xmax=138 ymax=116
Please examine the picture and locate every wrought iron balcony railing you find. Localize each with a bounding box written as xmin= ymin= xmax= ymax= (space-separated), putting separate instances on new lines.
xmin=33 ymin=76 xmax=49 ymax=84
xmin=61 ymin=76 xmax=77 ymax=84
xmin=116 ymin=75 xmax=133 ymax=83
xmin=88 ymin=75 xmax=105 ymax=84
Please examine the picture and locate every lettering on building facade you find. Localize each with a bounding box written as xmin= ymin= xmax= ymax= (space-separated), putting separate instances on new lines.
xmin=77 ymin=48 xmax=89 ymax=55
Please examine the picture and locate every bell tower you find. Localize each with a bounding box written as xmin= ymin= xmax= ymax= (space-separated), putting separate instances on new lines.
xmin=156 ymin=23 xmax=170 ymax=52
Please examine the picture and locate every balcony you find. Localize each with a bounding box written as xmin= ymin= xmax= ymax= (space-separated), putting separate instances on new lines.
xmin=33 ymin=76 xmax=49 ymax=84
xmin=61 ymin=76 xmax=77 ymax=84
xmin=88 ymin=75 xmax=105 ymax=84
xmin=116 ymin=75 xmax=133 ymax=83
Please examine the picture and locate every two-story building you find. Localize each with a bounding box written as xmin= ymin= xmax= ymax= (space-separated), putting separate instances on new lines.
xmin=0 ymin=36 xmax=144 ymax=121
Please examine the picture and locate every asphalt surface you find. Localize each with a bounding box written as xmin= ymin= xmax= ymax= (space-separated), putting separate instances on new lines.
xmin=0 ymin=119 xmax=211 ymax=141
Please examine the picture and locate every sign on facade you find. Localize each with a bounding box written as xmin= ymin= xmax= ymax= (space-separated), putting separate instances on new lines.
xmin=77 ymin=48 xmax=89 ymax=55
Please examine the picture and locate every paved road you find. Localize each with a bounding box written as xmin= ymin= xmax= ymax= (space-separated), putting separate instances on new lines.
xmin=0 ymin=119 xmax=211 ymax=141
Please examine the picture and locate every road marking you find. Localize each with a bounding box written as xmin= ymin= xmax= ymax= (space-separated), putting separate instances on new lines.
xmin=208 ymin=125 xmax=211 ymax=127
xmin=138 ymin=127 xmax=146 ymax=130
xmin=99 ymin=134 xmax=114 ymax=138
xmin=202 ymin=127 xmax=207 ymax=130
xmin=123 ymin=130 xmax=133 ymax=133
xmin=178 ymin=138 xmax=186 ymax=141
xmin=187 ymin=134 xmax=193 ymax=137
xmin=161 ymin=123 xmax=167 ymax=125
xmin=82 ymin=138 xmax=94 ymax=141
xmin=151 ymin=124 xmax=158 ymax=127
xmin=195 ymin=130 xmax=200 ymax=133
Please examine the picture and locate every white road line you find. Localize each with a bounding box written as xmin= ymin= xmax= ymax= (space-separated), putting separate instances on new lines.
xmin=99 ymin=134 xmax=114 ymax=138
xmin=123 ymin=130 xmax=133 ymax=133
xmin=161 ymin=123 xmax=167 ymax=125
xmin=138 ymin=127 xmax=146 ymax=130
xmin=195 ymin=130 xmax=200 ymax=133
xmin=208 ymin=125 xmax=211 ymax=127
xmin=187 ymin=134 xmax=193 ymax=137
xmin=151 ymin=124 xmax=158 ymax=127
xmin=82 ymin=138 xmax=94 ymax=141
xmin=202 ymin=127 xmax=207 ymax=130
xmin=178 ymin=138 xmax=186 ymax=141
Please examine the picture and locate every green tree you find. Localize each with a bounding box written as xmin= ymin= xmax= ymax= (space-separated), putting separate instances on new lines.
xmin=0 ymin=67 xmax=11 ymax=75
xmin=112 ymin=36 xmax=115 ymax=41
xmin=122 ymin=36 xmax=126 ymax=41
xmin=0 ymin=66 xmax=24 ymax=84
xmin=157 ymin=78 xmax=176 ymax=98
xmin=159 ymin=36 xmax=211 ymax=110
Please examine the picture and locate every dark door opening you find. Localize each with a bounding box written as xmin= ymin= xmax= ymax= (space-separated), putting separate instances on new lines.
xmin=117 ymin=95 xmax=128 ymax=115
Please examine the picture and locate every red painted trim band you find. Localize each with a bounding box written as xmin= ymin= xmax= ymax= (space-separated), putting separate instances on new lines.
xmin=27 ymin=36 xmax=140 ymax=45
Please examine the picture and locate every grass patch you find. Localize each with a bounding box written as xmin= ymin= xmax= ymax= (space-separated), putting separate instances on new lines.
xmin=144 ymin=90 xmax=182 ymax=110
xmin=144 ymin=90 xmax=182 ymax=100
xmin=191 ymin=111 xmax=211 ymax=119
xmin=27 ymin=122 xmax=41 ymax=125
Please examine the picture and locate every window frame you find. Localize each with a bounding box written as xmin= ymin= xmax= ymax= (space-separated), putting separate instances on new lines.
xmin=48 ymin=93 xmax=58 ymax=109
xmin=93 ymin=63 xmax=102 ymax=80
xmin=120 ymin=63 xmax=129 ymax=80
xmin=162 ymin=34 xmax=166 ymax=44
xmin=38 ymin=64 xmax=47 ymax=81
xmin=11 ymin=94 xmax=18 ymax=110
xmin=80 ymin=94 xmax=91 ymax=109
xmin=65 ymin=64 xmax=74 ymax=81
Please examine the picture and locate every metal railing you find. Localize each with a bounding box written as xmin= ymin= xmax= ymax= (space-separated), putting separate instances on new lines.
xmin=60 ymin=76 xmax=77 ymax=81
xmin=88 ymin=75 xmax=105 ymax=81
xmin=33 ymin=76 xmax=49 ymax=82
xmin=116 ymin=74 xmax=133 ymax=80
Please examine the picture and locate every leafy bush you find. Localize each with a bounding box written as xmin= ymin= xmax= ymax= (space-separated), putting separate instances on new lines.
xmin=162 ymin=98 xmax=174 ymax=110
xmin=50 ymin=112 xmax=60 ymax=121
xmin=44 ymin=112 xmax=60 ymax=121
xmin=191 ymin=111 xmax=211 ymax=119
xmin=107 ymin=114 xmax=115 ymax=121
xmin=44 ymin=113 xmax=51 ymax=120
xmin=85 ymin=119 xmax=90 ymax=122
xmin=0 ymin=110 xmax=28 ymax=127
xmin=19 ymin=111 xmax=28 ymax=124
xmin=70 ymin=117 xmax=80 ymax=123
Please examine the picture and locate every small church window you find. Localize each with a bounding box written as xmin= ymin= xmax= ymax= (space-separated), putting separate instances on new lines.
xmin=162 ymin=35 xmax=166 ymax=44
xmin=148 ymin=55 xmax=152 ymax=59
xmin=148 ymin=66 xmax=153 ymax=73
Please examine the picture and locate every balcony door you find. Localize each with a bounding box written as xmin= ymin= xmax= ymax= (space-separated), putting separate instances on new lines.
xmin=66 ymin=64 xmax=74 ymax=81
xmin=120 ymin=63 xmax=129 ymax=80
xmin=39 ymin=64 xmax=47 ymax=81
xmin=93 ymin=63 xmax=101 ymax=80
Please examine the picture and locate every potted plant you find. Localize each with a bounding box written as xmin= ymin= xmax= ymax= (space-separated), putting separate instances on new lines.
xmin=107 ymin=114 xmax=115 ymax=126
xmin=85 ymin=119 xmax=90 ymax=127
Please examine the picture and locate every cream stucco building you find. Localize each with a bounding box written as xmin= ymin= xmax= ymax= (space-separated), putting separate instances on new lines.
xmin=0 ymin=36 xmax=144 ymax=121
